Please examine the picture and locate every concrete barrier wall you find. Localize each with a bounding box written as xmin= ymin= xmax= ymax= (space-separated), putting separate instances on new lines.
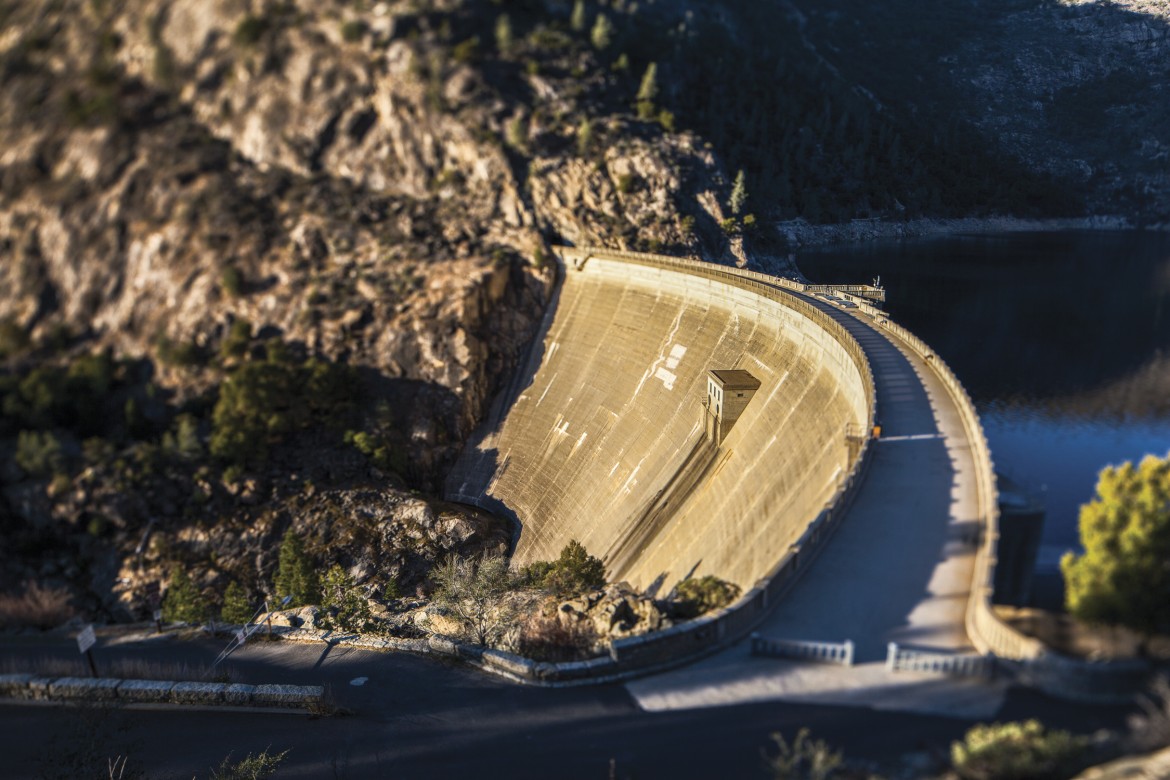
xmin=449 ymin=249 xmax=872 ymax=593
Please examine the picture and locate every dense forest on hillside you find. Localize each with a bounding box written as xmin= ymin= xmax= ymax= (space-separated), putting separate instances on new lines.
xmin=437 ymin=0 xmax=1080 ymax=225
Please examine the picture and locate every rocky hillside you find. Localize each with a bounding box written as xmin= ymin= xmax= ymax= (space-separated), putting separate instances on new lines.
xmin=0 ymin=0 xmax=740 ymax=621
xmin=790 ymin=0 xmax=1170 ymax=221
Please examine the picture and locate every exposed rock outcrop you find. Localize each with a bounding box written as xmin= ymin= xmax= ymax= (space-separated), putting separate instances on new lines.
xmin=558 ymin=582 xmax=671 ymax=640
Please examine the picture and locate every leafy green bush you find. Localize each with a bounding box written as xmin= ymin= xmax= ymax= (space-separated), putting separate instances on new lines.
xmin=233 ymin=15 xmax=268 ymax=47
xmin=0 ymin=317 xmax=30 ymax=359
xmin=432 ymin=553 xmax=518 ymax=646
xmin=672 ymin=575 xmax=740 ymax=618
xmin=340 ymin=19 xmax=367 ymax=43
xmin=570 ymin=0 xmax=586 ymax=32
xmin=529 ymin=540 xmax=606 ymax=598
xmin=220 ymin=265 xmax=245 ymax=298
xmin=156 ymin=335 xmax=205 ymax=368
xmin=951 ymin=720 xmax=1088 ymax=780
xmin=494 ymin=14 xmax=513 ymax=54
xmin=519 ymin=559 xmax=554 ymax=588
xmin=15 ymin=429 xmax=65 ymax=477
xmin=211 ymin=748 xmax=288 ymax=780
xmin=635 ymin=62 xmax=658 ymax=120
xmin=345 ymin=429 xmax=400 ymax=473
xmin=220 ymin=319 xmax=252 ymax=361
xmin=452 ymin=36 xmax=479 ymax=63
xmin=762 ymin=728 xmax=844 ymax=780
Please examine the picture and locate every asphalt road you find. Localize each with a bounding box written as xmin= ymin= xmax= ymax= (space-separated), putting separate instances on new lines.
xmin=0 ymin=633 xmax=1137 ymax=779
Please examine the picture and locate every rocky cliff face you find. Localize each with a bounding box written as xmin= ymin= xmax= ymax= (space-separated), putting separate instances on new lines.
xmin=0 ymin=0 xmax=737 ymax=618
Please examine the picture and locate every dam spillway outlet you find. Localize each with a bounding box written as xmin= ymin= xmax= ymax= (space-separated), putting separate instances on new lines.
xmin=446 ymin=254 xmax=869 ymax=592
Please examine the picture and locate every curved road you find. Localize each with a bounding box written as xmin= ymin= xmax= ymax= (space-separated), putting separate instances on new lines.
xmin=0 ymin=633 xmax=1128 ymax=779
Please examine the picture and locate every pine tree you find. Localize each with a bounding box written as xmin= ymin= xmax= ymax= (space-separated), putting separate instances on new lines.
xmin=506 ymin=115 xmax=526 ymax=150
xmin=544 ymin=539 xmax=606 ymax=597
xmin=494 ymin=14 xmax=512 ymax=55
xmin=570 ymin=0 xmax=587 ymax=32
xmin=729 ymin=169 xmax=748 ymax=215
xmin=1062 ymin=453 xmax=1170 ymax=637
xmin=590 ymin=13 xmax=613 ymax=51
xmin=275 ymin=529 xmax=321 ymax=607
xmin=321 ymin=564 xmax=371 ymax=632
xmin=221 ymin=581 xmax=254 ymax=625
xmin=162 ymin=568 xmax=207 ymax=625
xmin=636 ymin=62 xmax=658 ymax=120
xmin=576 ymin=118 xmax=593 ymax=156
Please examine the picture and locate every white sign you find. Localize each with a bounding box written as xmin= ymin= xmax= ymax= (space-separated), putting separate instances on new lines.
xmin=77 ymin=625 xmax=96 ymax=654
xmin=153 ymin=609 xmax=163 ymax=622
xmin=236 ymin=629 xmax=247 ymax=644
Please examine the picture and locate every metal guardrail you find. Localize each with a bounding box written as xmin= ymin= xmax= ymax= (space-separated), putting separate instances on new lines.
xmin=752 ymin=633 xmax=855 ymax=666
xmin=804 ymin=284 xmax=886 ymax=303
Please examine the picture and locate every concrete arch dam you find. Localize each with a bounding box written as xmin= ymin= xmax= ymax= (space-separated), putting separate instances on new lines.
xmin=446 ymin=251 xmax=872 ymax=591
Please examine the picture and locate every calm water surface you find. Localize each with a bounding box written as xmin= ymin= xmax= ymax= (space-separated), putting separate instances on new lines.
xmin=798 ymin=231 xmax=1170 ymax=576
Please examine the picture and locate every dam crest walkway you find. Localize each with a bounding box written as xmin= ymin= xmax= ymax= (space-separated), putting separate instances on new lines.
xmin=626 ymin=273 xmax=1006 ymax=718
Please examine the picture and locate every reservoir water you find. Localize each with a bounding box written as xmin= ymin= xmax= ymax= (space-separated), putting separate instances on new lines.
xmin=797 ymin=231 xmax=1170 ymax=598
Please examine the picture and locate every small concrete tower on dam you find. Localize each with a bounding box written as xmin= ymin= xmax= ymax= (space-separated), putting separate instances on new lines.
xmin=703 ymin=369 xmax=761 ymax=446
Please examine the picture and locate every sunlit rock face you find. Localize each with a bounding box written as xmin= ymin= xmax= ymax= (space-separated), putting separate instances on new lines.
xmin=0 ymin=0 xmax=746 ymax=616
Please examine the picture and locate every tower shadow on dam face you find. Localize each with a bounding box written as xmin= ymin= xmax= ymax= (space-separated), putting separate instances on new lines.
xmin=604 ymin=434 xmax=720 ymax=583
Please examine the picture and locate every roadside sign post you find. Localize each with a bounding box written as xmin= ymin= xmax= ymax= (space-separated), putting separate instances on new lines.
xmin=153 ymin=609 xmax=163 ymax=634
xmin=77 ymin=625 xmax=98 ymax=678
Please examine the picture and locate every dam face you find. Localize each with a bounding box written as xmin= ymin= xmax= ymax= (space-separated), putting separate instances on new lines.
xmin=447 ymin=255 xmax=869 ymax=591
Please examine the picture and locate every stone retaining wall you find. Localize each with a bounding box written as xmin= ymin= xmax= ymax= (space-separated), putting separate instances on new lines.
xmin=0 ymin=672 xmax=322 ymax=709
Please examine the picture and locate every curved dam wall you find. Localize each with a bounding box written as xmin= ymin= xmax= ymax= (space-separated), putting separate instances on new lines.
xmin=448 ymin=250 xmax=871 ymax=592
